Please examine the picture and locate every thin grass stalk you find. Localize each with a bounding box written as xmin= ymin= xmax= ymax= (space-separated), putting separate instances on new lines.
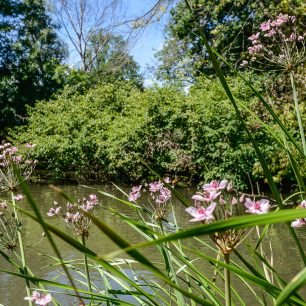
xmin=223 ymin=253 xmax=231 ymax=306
xmin=290 ymin=71 xmax=306 ymax=155
xmin=11 ymin=192 xmax=32 ymax=306
xmin=81 ymin=234 xmax=92 ymax=298
xmin=159 ymin=221 xmax=185 ymax=305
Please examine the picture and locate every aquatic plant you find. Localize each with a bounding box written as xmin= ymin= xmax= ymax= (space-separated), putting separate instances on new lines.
xmin=47 ymin=194 xmax=99 ymax=294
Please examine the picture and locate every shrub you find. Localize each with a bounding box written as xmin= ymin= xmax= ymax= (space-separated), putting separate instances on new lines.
xmin=10 ymin=76 xmax=302 ymax=188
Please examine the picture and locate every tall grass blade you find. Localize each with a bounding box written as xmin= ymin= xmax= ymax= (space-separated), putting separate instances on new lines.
xmin=275 ymin=267 xmax=306 ymax=306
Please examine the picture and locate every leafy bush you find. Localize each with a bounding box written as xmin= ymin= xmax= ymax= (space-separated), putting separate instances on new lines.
xmin=10 ymin=76 xmax=301 ymax=188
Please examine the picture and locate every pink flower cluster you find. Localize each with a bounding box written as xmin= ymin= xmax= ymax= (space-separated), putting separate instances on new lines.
xmin=128 ymin=185 xmax=142 ymax=202
xmin=14 ymin=194 xmax=24 ymax=201
xmin=186 ymin=180 xmax=228 ymax=223
xmin=25 ymin=291 xmax=51 ymax=306
xmin=185 ymin=180 xmax=271 ymax=254
xmin=128 ymin=180 xmax=172 ymax=205
xmin=47 ymin=194 xmax=99 ymax=237
xmin=149 ymin=181 xmax=172 ymax=204
xmin=185 ymin=180 xmax=271 ymax=223
xmin=291 ymin=200 xmax=306 ymax=228
xmin=128 ymin=179 xmax=172 ymax=220
xmin=0 ymin=141 xmax=37 ymax=192
xmin=260 ymin=14 xmax=296 ymax=32
xmin=241 ymin=14 xmax=305 ymax=69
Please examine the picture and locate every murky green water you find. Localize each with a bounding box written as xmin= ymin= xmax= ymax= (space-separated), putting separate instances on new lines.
xmin=1 ymin=184 xmax=306 ymax=305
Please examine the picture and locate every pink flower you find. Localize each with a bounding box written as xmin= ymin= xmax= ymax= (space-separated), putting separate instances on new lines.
xmin=264 ymin=29 xmax=276 ymax=37
xmin=128 ymin=191 xmax=141 ymax=202
xmin=25 ymin=291 xmax=52 ymax=306
xmin=47 ymin=207 xmax=61 ymax=217
xmin=260 ymin=20 xmax=271 ymax=31
xmin=65 ymin=212 xmax=80 ymax=223
xmin=0 ymin=201 xmax=7 ymax=209
xmin=231 ymin=197 xmax=238 ymax=205
xmin=300 ymin=200 xmax=306 ymax=208
xmin=14 ymin=194 xmax=24 ymax=201
xmin=25 ymin=143 xmax=36 ymax=149
xmin=240 ymin=60 xmax=248 ymax=67
xmin=11 ymin=146 xmax=18 ymax=154
xmin=155 ymin=187 xmax=171 ymax=204
xmin=201 ymin=190 xmax=221 ymax=202
xmin=202 ymin=180 xmax=228 ymax=191
xmin=185 ymin=202 xmax=217 ymax=222
xmin=149 ymin=181 xmax=163 ymax=193
xmin=128 ymin=186 xmax=142 ymax=202
xmin=88 ymin=194 xmax=98 ymax=206
xmin=248 ymin=32 xmax=260 ymax=41
xmin=291 ymin=219 xmax=306 ymax=228
xmin=244 ymin=198 xmax=270 ymax=214
xmin=271 ymin=14 xmax=289 ymax=27
xmin=248 ymin=44 xmax=263 ymax=54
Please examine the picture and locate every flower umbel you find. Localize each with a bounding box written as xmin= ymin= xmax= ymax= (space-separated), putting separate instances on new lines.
xmin=0 ymin=141 xmax=37 ymax=192
xmin=185 ymin=180 xmax=258 ymax=254
xmin=128 ymin=180 xmax=172 ymax=221
xmin=47 ymin=195 xmax=99 ymax=238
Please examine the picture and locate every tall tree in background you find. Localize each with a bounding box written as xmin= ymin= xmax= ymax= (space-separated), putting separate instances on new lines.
xmin=86 ymin=31 xmax=142 ymax=86
xmin=156 ymin=0 xmax=305 ymax=83
xmin=0 ymin=0 xmax=66 ymax=132
xmin=50 ymin=0 xmax=122 ymax=71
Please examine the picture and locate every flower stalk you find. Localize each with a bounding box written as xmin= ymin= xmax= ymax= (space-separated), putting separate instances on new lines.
xmin=11 ymin=192 xmax=32 ymax=306
xmin=224 ymin=252 xmax=231 ymax=306
xmin=82 ymin=234 xmax=92 ymax=295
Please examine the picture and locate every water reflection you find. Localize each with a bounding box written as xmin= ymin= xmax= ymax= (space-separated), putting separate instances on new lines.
xmin=1 ymin=184 xmax=306 ymax=305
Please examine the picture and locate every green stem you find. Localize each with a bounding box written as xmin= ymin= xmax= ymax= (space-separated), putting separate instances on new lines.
xmin=11 ymin=192 xmax=32 ymax=306
xmin=224 ymin=253 xmax=231 ymax=306
xmin=82 ymin=235 xmax=92 ymax=296
xmin=290 ymin=71 xmax=306 ymax=156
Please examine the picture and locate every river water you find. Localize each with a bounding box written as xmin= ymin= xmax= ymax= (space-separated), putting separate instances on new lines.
xmin=0 ymin=184 xmax=306 ymax=305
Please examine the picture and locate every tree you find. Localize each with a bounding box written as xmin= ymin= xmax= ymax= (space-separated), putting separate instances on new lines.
xmin=85 ymin=31 xmax=142 ymax=86
xmin=0 ymin=0 xmax=66 ymax=132
xmin=156 ymin=0 xmax=306 ymax=82
xmin=50 ymin=0 xmax=122 ymax=71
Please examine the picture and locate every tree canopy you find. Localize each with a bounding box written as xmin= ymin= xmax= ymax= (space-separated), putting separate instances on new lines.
xmin=0 ymin=0 xmax=66 ymax=131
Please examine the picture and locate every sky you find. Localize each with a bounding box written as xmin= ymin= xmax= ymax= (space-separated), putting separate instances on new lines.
xmin=122 ymin=1 xmax=171 ymax=81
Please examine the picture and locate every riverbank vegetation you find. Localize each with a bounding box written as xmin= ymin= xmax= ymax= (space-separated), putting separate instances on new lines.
xmin=1 ymin=0 xmax=305 ymax=189
xmin=1 ymin=0 xmax=306 ymax=305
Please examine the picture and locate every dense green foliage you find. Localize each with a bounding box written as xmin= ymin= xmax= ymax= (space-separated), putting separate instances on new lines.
xmin=0 ymin=1 xmax=142 ymax=133
xmin=12 ymin=76 xmax=299 ymax=188
xmin=0 ymin=0 xmax=66 ymax=131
